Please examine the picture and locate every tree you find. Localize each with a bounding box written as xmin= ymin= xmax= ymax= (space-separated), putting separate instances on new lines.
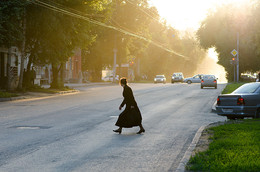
xmin=85 ymin=0 xmax=155 ymax=80
xmin=23 ymin=0 xmax=110 ymax=88
xmin=196 ymin=3 xmax=258 ymax=81
xmin=0 ymin=0 xmax=27 ymax=90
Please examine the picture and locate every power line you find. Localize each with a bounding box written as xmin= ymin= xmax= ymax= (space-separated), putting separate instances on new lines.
xmin=42 ymin=0 xmax=106 ymax=19
xmin=33 ymin=0 xmax=188 ymax=59
xmin=125 ymin=0 xmax=160 ymax=23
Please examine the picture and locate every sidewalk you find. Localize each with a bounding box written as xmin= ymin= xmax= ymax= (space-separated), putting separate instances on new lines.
xmin=0 ymin=82 xmax=112 ymax=102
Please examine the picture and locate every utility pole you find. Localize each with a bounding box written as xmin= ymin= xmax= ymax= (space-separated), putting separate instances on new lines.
xmin=112 ymin=0 xmax=118 ymax=83
xmin=236 ymin=32 xmax=239 ymax=82
xmin=231 ymin=57 xmax=236 ymax=82
xmin=113 ymin=47 xmax=117 ymax=83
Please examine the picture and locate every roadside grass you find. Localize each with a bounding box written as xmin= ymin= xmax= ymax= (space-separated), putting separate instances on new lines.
xmin=186 ymin=119 xmax=260 ymax=172
xmin=0 ymin=91 xmax=18 ymax=98
xmin=0 ymin=86 xmax=74 ymax=98
xmin=221 ymin=82 xmax=245 ymax=94
xmin=27 ymin=85 xmax=73 ymax=94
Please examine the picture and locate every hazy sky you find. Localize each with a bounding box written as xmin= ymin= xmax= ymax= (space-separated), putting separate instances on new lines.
xmin=149 ymin=0 xmax=251 ymax=31
xmin=148 ymin=0 xmax=252 ymax=82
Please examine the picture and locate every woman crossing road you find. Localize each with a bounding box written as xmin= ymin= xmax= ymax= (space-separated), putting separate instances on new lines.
xmin=113 ymin=77 xmax=145 ymax=134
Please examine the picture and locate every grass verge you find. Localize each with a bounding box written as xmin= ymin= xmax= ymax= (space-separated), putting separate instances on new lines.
xmin=0 ymin=91 xmax=18 ymax=98
xmin=221 ymin=82 xmax=245 ymax=94
xmin=0 ymin=86 xmax=74 ymax=98
xmin=27 ymin=86 xmax=73 ymax=94
xmin=186 ymin=119 xmax=260 ymax=172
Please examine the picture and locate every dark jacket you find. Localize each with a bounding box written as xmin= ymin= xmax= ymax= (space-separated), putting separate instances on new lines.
xmin=115 ymin=85 xmax=142 ymax=127
xmin=120 ymin=85 xmax=138 ymax=109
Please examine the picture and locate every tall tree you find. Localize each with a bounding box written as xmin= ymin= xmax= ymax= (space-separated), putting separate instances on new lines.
xmin=23 ymin=0 xmax=110 ymax=88
xmin=0 ymin=0 xmax=27 ymax=90
xmin=196 ymin=2 xmax=257 ymax=81
xmin=85 ymin=0 xmax=156 ymax=80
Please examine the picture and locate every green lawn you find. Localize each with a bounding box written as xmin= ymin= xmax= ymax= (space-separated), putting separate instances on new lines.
xmin=186 ymin=119 xmax=260 ymax=172
xmin=186 ymin=82 xmax=260 ymax=171
xmin=221 ymin=82 xmax=245 ymax=94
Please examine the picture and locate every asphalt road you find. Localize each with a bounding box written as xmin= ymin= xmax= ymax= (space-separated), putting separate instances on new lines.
xmin=0 ymin=83 xmax=226 ymax=172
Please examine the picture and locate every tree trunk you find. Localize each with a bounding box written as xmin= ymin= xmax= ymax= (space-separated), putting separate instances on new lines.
xmin=7 ymin=48 xmax=12 ymax=91
xmin=18 ymin=12 xmax=26 ymax=90
xmin=60 ymin=62 xmax=64 ymax=87
xmin=51 ymin=63 xmax=59 ymax=89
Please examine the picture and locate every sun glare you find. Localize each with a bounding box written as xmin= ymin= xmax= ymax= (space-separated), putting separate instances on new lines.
xmin=150 ymin=0 xmax=252 ymax=31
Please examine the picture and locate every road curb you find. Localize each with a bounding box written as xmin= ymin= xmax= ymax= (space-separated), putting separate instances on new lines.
xmin=211 ymin=100 xmax=217 ymax=112
xmin=0 ymin=90 xmax=79 ymax=102
xmin=175 ymin=125 xmax=206 ymax=172
xmin=0 ymin=82 xmax=112 ymax=102
xmin=0 ymin=96 xmax=26 ymax=102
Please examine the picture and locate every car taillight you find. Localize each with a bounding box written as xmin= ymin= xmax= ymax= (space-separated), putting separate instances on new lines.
xmin=237 ymin=97 xmax=245 ymax=105
xmin=201 ymin=80 xmax=204 ymax=83
xmin=217 ymin=97 xmax=220 ymax=105
xmin=214 ymin=80 xmax=217 ymax=83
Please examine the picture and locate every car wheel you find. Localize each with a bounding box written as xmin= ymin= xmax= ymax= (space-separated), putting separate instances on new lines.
xmin=215 ymin=86 xmax=217 ymax=89
xmin=172 ymin=82 xmax=174 ymax=84
xmin=255 ymin=109 xmax=260 ymax=118
xmin=187 ymin=80 xmax=191 ymax=84
xmin=201 ymin=86 xmax=203 ymax=89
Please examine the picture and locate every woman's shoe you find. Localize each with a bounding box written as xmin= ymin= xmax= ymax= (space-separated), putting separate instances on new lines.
xmin=136 ymin=128 xmax=145 ymax=134
xmin=113 ymin=128 xmax=122 ymax=134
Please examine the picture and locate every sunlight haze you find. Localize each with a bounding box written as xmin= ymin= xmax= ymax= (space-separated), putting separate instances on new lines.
xmin=149 ymin=0 xmax=251 ymax=83
xmin=150 ymin=0 xmax=251 ymax=31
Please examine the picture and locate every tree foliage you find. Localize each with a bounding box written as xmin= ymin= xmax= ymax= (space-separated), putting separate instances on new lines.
xmin=86 ymin=0 xmax=207 ymax=81
xmin=1 ymin=0 xmax=210 ymax=89
xmin=197 ymin=2 xmax=260 ymax=81
xmin=0 ymin=0 xmax=27 ymax=47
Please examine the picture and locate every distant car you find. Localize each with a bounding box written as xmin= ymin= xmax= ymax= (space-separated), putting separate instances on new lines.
xmin=102 ymin=75 xmax=119 ymax=82
xmin=201 ymin=75 xmax=217 ymax=89
xmin=183 ymin=74 xmax=204 ymax=84
xmin=171 ymin=72 xmax=184 ymax=83
xmin=241 ymin=74 xmax=257 ymax=82
xmin=154 ymin=75 xmax=166 ymax=84
xmin=216 ymin=82 xmax=260 ymax=120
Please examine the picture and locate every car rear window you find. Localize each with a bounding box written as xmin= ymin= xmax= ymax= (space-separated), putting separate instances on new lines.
xmin=233 ymin=83 xmax=260 ymax=93
xmin=203 ymin=75 xmax=215 ymax=79
xmin=173 ymin=73 xmax=182 ymax=76
xmin=156 ymin=75 xmax=164 ymax=78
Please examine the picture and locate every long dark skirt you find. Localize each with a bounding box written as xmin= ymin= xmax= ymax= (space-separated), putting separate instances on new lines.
xmin=115 ymin=107 xmax=142 ymax=128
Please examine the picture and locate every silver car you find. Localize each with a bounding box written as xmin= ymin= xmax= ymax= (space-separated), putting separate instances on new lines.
xmin=201 ymin=75 xmax=217 ymax=89
xmin=171 ymin=72 xmax=184 ymax=83
xmin=154 ymin=75 xmax=166 ymax=84
xmin=216 ymin=82 xmax=260 ymax=119
xmin=183 ymin=74 xmax=204 ymax=84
